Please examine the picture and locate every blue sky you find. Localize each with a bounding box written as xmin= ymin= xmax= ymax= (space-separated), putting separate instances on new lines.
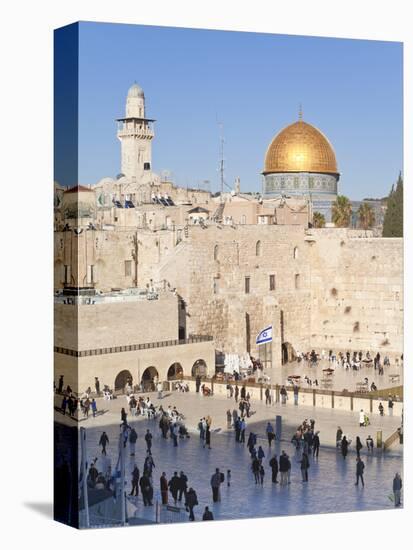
xmin=77 ymin=22 xmax=403 ymax=200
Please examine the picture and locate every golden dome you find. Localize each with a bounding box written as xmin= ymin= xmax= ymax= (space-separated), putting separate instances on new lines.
xmin=263 ymin=119 xmax=338 ymax=175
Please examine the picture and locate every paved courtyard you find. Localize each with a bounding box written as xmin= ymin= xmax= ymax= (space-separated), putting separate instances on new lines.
xmin=263 ymin=358 xmax=403 ymax=393
xmin=65 ymin=390 xmax=403 ymax=526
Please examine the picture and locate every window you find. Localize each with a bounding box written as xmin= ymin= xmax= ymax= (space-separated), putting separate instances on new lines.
xmin=87 ymin=265 xmax=95 ymax=284
xmin=269 ymin=274 xmax=275 ymax=291
xmin=213 ymin=277 xmax=219 ymax=294
xmin=245 ymin=276 xmax=250 ymax=294
xmin=125 ymin=260 xmax=132 ymax=277
xmin=293 ymin=246 xmax=299 ymax=259
xmin=295 ymin=274 xmax=300 ymax=290
xmin=214 ymin=244 xmax=219 ymax=261
xmin=256 ymin=240 xmax=261 ymax=257
xmin=64 ymin=265 xmax=71 ymax=284
xmin=144 ymin=162 xmax=151 ymax=170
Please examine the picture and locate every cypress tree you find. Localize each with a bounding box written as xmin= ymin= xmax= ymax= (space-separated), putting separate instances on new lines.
xmin=383 ymin=172 xmax=403 ymax=237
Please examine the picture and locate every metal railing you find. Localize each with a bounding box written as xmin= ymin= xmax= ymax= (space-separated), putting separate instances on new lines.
xmin=54 ymin=335 xmax=213 ymax=357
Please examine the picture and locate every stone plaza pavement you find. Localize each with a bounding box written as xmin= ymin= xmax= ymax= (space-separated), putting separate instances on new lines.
xmin=263 ymin=358 xmax=403 ymax=393
xmin=68 ymin=389 xmax=403 ymax=525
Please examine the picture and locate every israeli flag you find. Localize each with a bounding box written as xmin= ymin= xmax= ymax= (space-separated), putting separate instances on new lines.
xmin=256 ymin=325 xmax=273 ymax=345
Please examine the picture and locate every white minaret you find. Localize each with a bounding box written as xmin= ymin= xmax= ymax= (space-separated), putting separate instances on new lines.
xmin=117 ymin=83 xmax=155 ymax=182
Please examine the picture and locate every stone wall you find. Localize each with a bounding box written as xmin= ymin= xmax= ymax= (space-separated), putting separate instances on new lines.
xmin=307 ymin=230 xmax=403 ymax=356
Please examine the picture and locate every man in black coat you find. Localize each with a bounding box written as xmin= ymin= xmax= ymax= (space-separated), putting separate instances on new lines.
xmin=130 ymin=466 xmax=140 ymax=496
xmin=269 ymin=455 xmax=279 ymax=483
xmin=168 ymin=472 xmax=180 ymax=504
xmin=139 ymin=474 xmax=153 ymax=506
xmin=313 ymin=431 xmax=320 ymax=457
xmin=355 ymin=457 xmax=365 ymax=487
xmin=178 ymin=471 xmax=188 ymax=502
xmin=185 ymin=487 xmax=198 ymax=521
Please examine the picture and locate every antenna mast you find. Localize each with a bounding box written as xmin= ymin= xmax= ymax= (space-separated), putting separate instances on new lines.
xmin=218 ymin=122 xmax=225 ymax=203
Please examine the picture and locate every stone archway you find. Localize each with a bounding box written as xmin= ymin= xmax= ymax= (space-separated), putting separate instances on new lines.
xmin=282 ymin=342 xmax=296 ymax=365
xmin=141 ymin=366 xmax=159 ymax=391
xmin=114 ymin=370 xmax=133 ymax=392
xmin=167 ymin=363 xmax=183 ymax=380
xmin=191 ymin=359 xmax=207 ymax=377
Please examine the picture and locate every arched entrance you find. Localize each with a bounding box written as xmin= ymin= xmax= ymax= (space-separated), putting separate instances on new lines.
xmin=282 ymin=342 xmax=296 ymax=365
xmin=114 ymin=370 xmax=133 ymax=392
xmin=191 ymin=359 xmax=207 ymax=378
xmin=167 ymin=363 xmax=183 ymax=380
xmin=141 ymin=366 xmax=159 ymax=392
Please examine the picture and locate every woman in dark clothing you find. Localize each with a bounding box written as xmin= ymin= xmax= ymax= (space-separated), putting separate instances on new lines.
xmin=300 ymin=452 xmax=310 ymax=482
xmin=341 ymin=436 xmax=349 ymax=459
xmin=139 ymin=474 xmax=153 ymax=506
xmin=355 ymin=436 xmax=363 ymax=458
xmin=121 ymin=408 xmax=127 ymax=424
xmin=185 ymin=487 xmax=198 ymax=521
xmin=204 ymin=425 xmax=211 ymax=449
xmin=160 ymin=472 xmax=168 ymax=504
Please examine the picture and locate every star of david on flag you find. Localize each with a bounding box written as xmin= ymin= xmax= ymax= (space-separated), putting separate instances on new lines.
xmin=256 ymin=325 xmax=273 ymax=345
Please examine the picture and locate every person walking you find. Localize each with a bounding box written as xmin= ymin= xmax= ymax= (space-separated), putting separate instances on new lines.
xmin=393 ymin=473 xmax=402 ymax=507
xmin=61 ymin=396 xmax=67 ymax=416
xmin=172 ymin=423 xmax=179 ymax=447
xmin=121 ymin=407 xmax=128 ymax=425
xmin=130 ymin=466 xmax=140 ymax=496
xmin=185 ymin=487 xmax=198 ymax=521
xmin=359 ymin=410 xmax=365 ymax=427
xmin=280 ymin=385 xmax=287 ymax=405
xmin=336 ymin=426 xmax=343 ymax=447
xmin=129 ymin=427 xmax=138 ymax=456
xmin=366 ymin=435 xmax=374 ymax=452
xmin=145 ymin=429 xmax=153 ymax=452
xmin=265 ymin=387 xmax=271 ymax=405
xmin=227 ymin=469 xmax=231 ymax=487
xmin=251 ymin=457 xmax=261 ymax=484
xmin=313 ymin=431 xmax=320 ymax=458
xmin=388 ymin=397 xmax=394 ymax=417
xmin=341 ymin=436 xmax=349 ymax=459
xmin=204 ymin=425 xmax=211 ymax=449
xmin=279 ymin=451 xmax=289 ymax=485
xmin=99 ymin=431 xmax=109 ymax=455
xmin=378 ymin=402 xmax=384 ymax=416
xmin=168 ymin=472 xmax=180 ymax=504
xmin=269 ymin=454 xmax=279 ymax=483
xmin=259 ymin=464 xmax=265 ymax=486
xmin=257 ymin=445 xmax=265 ymax=462
xmin=139 ymin=473 xmax=153 ymax=506
xmin=226 ymin=409 xmax=232 ymax=429
xmin=91 ymin=398 xmax=97 ymax=418
xmin=157 ymin=381 xmax=163 ymax=399
xmin=355 ymin=436 xmax=363 ymax=458
xmin=178 ymin=471 xmax=188 ymax=502
xmin=266 ymin=422 xmax=275 ymax=447
xmin=195 ymin=375 xmax=201 ymax=393
xmin=234 ymin=385 xmax=239 ymax=403
xmin=94 ymin=377 xmax=100 ymax=396
xmin=160 ymin=472 xmax=168 ymax=505
xmin=58 ymin=374 xmax=64 ymax=394
xmin=355 ymin=457 xmax=365 ymax=487
xmin=293 ymin=385 xmax=299 ymax=405
xmin=240 ymin=418 xmax=246 ymax=444
xmin=202 ymin=506 xmax=214 ymax=520
xmin=300 ymin=451 xmax=310 ymax=482
xmin=210 ymin=468 xmax=224 ymax=502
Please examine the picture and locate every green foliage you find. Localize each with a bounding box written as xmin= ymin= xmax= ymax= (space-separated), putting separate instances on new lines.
xmin=312 ymin=211 xmax=326 ymax=228
xmin=357 ymin=202 xmax=375 ymax=230
xmin=383 ymin=173 xmax=403 ymax=237
xmin=332 ymin=195 xmax=352 ymax=227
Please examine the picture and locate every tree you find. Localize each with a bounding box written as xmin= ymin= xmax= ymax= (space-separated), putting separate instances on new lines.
xmin=331 ymin=195 xmax=352 ymax=227
xmin=357 ymin=202 xmax=375 ymax=230
xmin=312 ymin=211 xmax=326 ymax=228
xmin=383 ymin=173 xmax=403 ymax=237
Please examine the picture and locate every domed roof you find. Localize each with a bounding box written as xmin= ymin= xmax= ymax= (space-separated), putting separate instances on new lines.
xmin=127 ymin=83 xmax=144 ymax=98
xmin=264 ymin=119 xmax=338 ymax=175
